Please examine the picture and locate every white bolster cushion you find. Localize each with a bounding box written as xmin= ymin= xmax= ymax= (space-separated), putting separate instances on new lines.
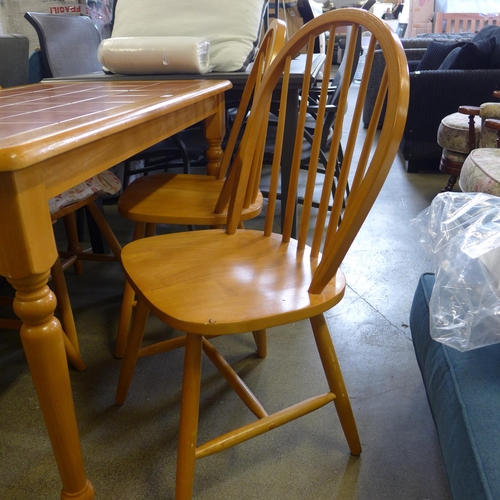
xmin=111 ymin=0 xmax=266 ymax=72
xmin=98 ymin=36 xmax=211 ymax=75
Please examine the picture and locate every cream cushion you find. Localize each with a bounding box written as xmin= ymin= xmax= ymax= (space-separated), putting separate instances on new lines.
xmin=460 ymin=148 xmax=500 ymax=196
xmin=111 ymin=0 xmax=267 ymax=72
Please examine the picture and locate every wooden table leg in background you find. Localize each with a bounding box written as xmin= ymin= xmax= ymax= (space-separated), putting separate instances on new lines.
xmin=204 ymin=96 xmax=226 ymax=176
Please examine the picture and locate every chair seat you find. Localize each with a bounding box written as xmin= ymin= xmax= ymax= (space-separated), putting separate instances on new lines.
xmin=121 ymin=229 xmax=347 ymax=335
xmin=437 ymin=111 xmax=481 ymax=153
xmin=118 ymin=173 xmax=263 ymax=225
xmin=49 ymin=170 xmax=121 ymax=214
xmin=460 ymin=148 xmax=500 ymax=196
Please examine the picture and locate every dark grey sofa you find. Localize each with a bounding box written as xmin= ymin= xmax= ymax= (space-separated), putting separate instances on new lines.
xmin=363 ymin=28 xmax=500 ymax=173
xmin=0 ymin=34 xmax=29 ymax=88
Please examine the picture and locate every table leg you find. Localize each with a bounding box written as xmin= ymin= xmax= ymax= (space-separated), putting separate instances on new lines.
xmin=204 ymin=96 xmax=226 ymax=176
xmin=0 ymin=168 xmax=93 ymax=499
xmin=9 ymin=271 xmax=94 ymax=500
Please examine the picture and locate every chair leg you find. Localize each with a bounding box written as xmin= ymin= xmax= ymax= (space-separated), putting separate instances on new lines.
xmin=176 ymin=333 xmax=203 ymax=500
xmin=115 ymin=222 xmax=150 ymax=358
xmin=115 ymin=279 xmax=137 ymax=359
xmin=310 ymin=314 xmax=361 ymax=456
xmin=252 ymin=329 xmax=267 ymax=358
xmin=50 ymin=258 xmax=86 ymax=371
xmin=441 ymin=175 xmax=458 ymax=193
xmin=85 ymin=200 xmax=122 ymax=258
xmin=62 ymin=212 xmax=83 ymax=275
xmin=115 ymin=297 xmax=150 ymax=405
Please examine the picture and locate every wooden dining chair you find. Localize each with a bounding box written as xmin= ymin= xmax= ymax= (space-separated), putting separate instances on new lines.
xmin=114 ymin=19 xmax=287 ymax=358
xmin=115 ymin=9 xmax=409 ymax=498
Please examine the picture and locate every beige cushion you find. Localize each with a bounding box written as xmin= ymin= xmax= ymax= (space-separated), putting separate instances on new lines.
xmin=111 ymin=0 xmax=266 ymax=72
xmin=460 ymin=148 xmax=500 ymax=196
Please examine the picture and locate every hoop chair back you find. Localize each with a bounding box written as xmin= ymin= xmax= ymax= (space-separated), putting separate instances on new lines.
xmin=225 ymin=8 xmax=409 ymax=291
xmin=214 ymin=17 xmax=287 ymax=185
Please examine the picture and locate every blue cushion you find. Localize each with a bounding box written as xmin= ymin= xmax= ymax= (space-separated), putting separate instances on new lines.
xmin=416 ymin=41 xmax=464 ymax=71
xmin=439 ymin=37 xmax=497 ymax=70
xmin=410 ymin=273 xmax=500 ymax=500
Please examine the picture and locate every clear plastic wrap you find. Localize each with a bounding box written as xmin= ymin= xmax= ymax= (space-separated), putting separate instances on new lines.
xmin=411 ymin=192 xmax=500 ymax=352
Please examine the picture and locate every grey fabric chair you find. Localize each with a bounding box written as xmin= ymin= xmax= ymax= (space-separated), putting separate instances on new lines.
xmin=24 ymin=12 xmax=103 ymax=78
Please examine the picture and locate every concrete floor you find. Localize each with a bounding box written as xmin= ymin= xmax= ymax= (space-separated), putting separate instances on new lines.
xmin=0 ymin=95 xmax=452 ymax=499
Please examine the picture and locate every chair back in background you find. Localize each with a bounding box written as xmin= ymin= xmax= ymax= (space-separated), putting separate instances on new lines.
xmin=24 ymin=12 xmax=102 ymax=78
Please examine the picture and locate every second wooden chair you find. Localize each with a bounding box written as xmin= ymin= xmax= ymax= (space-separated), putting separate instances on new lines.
xmin=114 ymin=19 xmax=287 ymax=358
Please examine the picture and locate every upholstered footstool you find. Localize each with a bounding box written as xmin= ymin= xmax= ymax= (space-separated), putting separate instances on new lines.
xmin=438 ymin=102 xmax=500 ymax=192
xmin=438 ymin=108 xmax=480 ymax=192
xmin=460 ymin=148 xmax=500 ymax=195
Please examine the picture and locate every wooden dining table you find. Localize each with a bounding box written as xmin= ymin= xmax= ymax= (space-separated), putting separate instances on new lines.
xmin=0 ymin=79 xmax=231 ymax=499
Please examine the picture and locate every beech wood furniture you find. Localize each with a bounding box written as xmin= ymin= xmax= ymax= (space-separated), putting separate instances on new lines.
xmin=0 ymin=79 xmax=230 ymax=500
xmin=115 ymin=9 xmax=409 ymax=498
xmin=113 ymin=20 xmax=286 ymax=359
xmin=52 ymin=52 xmax=325 ymax=235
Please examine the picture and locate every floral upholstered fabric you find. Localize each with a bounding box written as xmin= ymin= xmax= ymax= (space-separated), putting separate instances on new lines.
xmin=460 ymin=148 xmax=500 ymax=196
xmin=442 ymin=147 xmax=468 ymax=164
xmin=49 ymin=170 xmax=122 ymax=214
xmin=438 ymin=103 xmax=500 ymax=168
xmin=479 ymin=102 xmax=500 ymax=148
xmin=438 ymin=112 xmax=481 ymax=153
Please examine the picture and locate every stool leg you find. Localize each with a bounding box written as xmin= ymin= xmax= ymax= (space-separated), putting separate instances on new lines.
xmin=441 ymin=175 xmax=458 ymax=192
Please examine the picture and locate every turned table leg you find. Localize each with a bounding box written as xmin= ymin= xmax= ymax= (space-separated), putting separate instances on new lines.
xmin=9 ymin=271 xmax=94 ymax=500
xmin=204 ymin=95 xmax=226 ymax=176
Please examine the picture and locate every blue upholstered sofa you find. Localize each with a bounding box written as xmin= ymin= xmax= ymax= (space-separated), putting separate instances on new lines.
xmin=410 ymin=273 xmax=500 ymax=500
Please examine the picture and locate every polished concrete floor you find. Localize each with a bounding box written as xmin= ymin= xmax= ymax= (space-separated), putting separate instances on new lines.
xmin=0 ymin=100 xmax=452 ymax=498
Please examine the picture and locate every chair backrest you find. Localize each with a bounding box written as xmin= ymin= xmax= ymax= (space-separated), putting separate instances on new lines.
xmin=224 ymin=8 xmax=409 ymax=292
xmin=213 ymin=18 xmax=286 ymax=209
xmin=24 ymin=12 xmax=103 ymax=78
